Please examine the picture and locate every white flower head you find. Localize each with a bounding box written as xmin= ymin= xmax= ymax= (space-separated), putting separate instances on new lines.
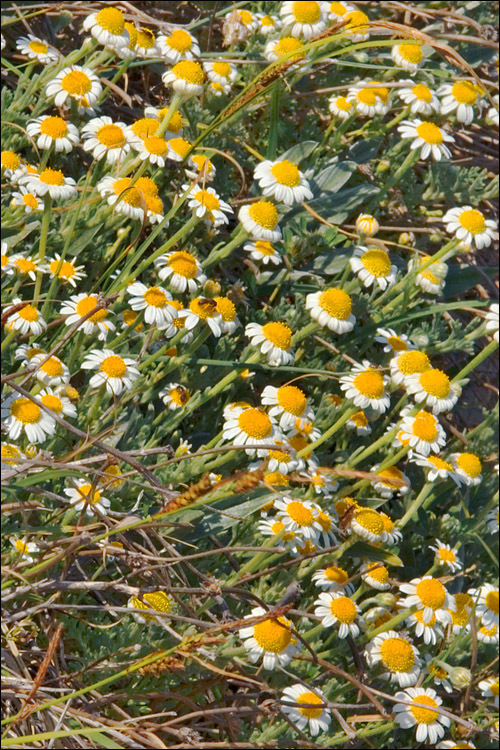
xmin=239 ymin=200 xmax=282 ymax=241
xmin=162 ymin=60 xmax=204 ymax=96
xmin=157 ymin=29 xmax=200 ymax=63
xmin=1 ymin=392 xmax=56 ymax=444
xmin=397 ymin=80 xmax=440 ymax=115
xmin=245 ymin=321 xmax=294 ymax=366
xmin=61 ymin=293 xmax=115 ymax=340
xmin=127 ymin=282 xmax=176 ymax=327
xmin=20 ymin=168 xmax=77 ymax=201
xmin=397 ymin=118 xmax=454 ymax=161
xmin=393 ymin=687 xmax=450 ymax=744
xmin=4 ymin=298 xmax=47 ymax=336
xmin=281 ymin=683 xmax=331 ymax=736
xmin=314 ymin=591 xmax=360 ymax=637
xmin=16 ymin=35 xmax=58 ymax=63
xmin=350 ymin=245 xmax=397 ymax=290
xmin=406 ymin=369 xmax=460 ymax=414
xmin=46 ymin=65 xmax=102 ymax=107
xmin=81 ymin=117 xmax=131 ymax=164
xmin=398 ymin=576 xmax=456 ymax=625
xmin=64 ymin=479 xmax=111 ymax=515
xmin=339 ymin=360 xmax=390 ymax=413
xmin=438 ymin=80 xmax=480 ymax=125
xmin=239 ymin=606 xmax=299 ymax=669
xmin=81 ymin=349 xmax=140 ymax=396
xmin=83 ymin=7 xmax=130 ymax=49
xmin=222 ymin=404 xmax=282 ymax=457
xmin=254 ymin=158 xmax=313 ymax=206
xmin=27 ymin=115 xmax=79 ymax=153
xmin=442 ymin=206 xmax=497 ymax=250
xmin=279 ymin=1 xmax=327 ymax=39
xmin=305 ymin=288 xmax=356 ymax=333
xmin=391 ymin=42 xmax=423 ymax=72
xmin=365 ymin=631 xmax=422 ymax=687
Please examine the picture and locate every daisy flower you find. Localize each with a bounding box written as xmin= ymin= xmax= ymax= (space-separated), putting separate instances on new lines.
xmin=1 ymin=393 xmax=56 ymax=444
xmin=437 ymin=742 xmax=476 ymax=749
xmin=390 ymin=349 xmax=431 ymax=386
xmin=204 ymin=60 xmax=238 ymax=86
xmin=265 ymin=442 xmax=304 ymax=474
xmin=406 ymin=369 xmax=460 ymax=414
xmin=397 ymin=119 xmax=455 ymax=161
xmin=253 ymin=158 xmax=313 ymax=206
xmin=398 ymin=409 xmax=446 ymax=455
xmin=365 ymin=631 xmax=422 ymax=687
xmin=64 ymin=480 xmax=111 ymax=516
xmin=81 ymin=117 xmax=131 ymax=164
xmin=256 ymin=13 xmax=282 ymax=35
xmin=178 ymin=297 xmax=223 ymax=337
xmin=361 ymin=562 xmax=391 ymax=590
xmin=312 ymin=565 xmax=354 ymax=594
xmin=339 ymin=360 xmax=390 ymax=413
xmin=159 ymin=383 xmax=190 ymax=410
xmin=308 ymin=472 xmax=338 ymax=497
xmin=207 ymin=81 xmax=231 ymax=97
xmin=328 ymin=2 xmax=355 ymax=21
xmin=375 ymin=328 xmax=414 ymax=353
xmin=37 ymin=387 xmax=77 ymax=419
xmin=225 ymin=8 xmax=258 ymax=39
xmin=412 ymin=454 xmax=458 ymax=483
xmin=16 ymin=35 xmax=58 ymax=63
xmin=348 ymin=81 xmax=390 ymax=117
xmin=134 ymin=134 xmax=169 ymax=166
xmin=393 ymin=687 xmax=449 ymax=744
xmin=81 ymin=349 xmax=140 ymax=396
xmin=1 ymin=150 xmax=21 ymax=178
xmin=477 ymin=623 xmax=498 ymax=644
xmin=166 ymin=137 xmax=192 ymax=162
xmin=328 ymin=94 xmax=355 ymax=120
xmin=215 ymin=296 xmax=240 ymax=334
xmin=408 ymin=255 xmax=448 ymax=295
xmin=244 ymin=240 xmax=282 ymax=266
xmin=371 ymin=466 xmax=410 ymax=498
xmin=44 ymin=254 xmax=85 ymax=287
xmin=350 ymin=507 xmax=385 ymax=543
xmin=450 ymin=452 xmax=482 ymax=487
xmin=343 ymin=9 xmax=370 ymax=41
xmin=30 ymin=353 xmax=70 ymax=387
xmin=162 ymin=60 xmax=204 ymax=96
xmin=128 ymin=116 xmax=161 ymax=141
xmin=134 ymin=26 xmax=159 ymax=57
xmin=280 ymin=1 xmax=327 ymax=39
xmin=157 ymin=29 xmax=200 ymax=62
xmin=222 ymin=405 xmax=281 ymax=456
xmin=261 ymin=384 xmax=314 ymax=430
xmin=257 ymin=517 xmax=295 ymax=541
xmin=350 ymin=245 xmax=397 ymax=290
xmin=485 ymin=303 xmax=499 ymax=343
xmin=11 ymin=186 xmax=43 ymax=213
xmin=61 ymin=293 xmax=115 ymax=340
xmin=83 ymin=7 xmax=130 ymax=49
xmin=97 ymin=175 xmax=148 ymax=220
xmin=355 ymin=213 xmax=379 ymax=237
xmin=10 ymin=536 xmax=39 ymax=563
xmin=27 ymin=115 xmax=79 ymax=153
xmin=15 ymin=344 xmax=46 ymax=364
xmin=442 ymin=206 xmax=497 ymax=249
xmin=429 ymin=540 xmax=462 ymax=572
xmin=144 ymin=106 xmax=184 ymax=139
xmin=116 ymin=22 xmax=138 ymax=59
xmin=185 ymin=153 xmax=215 ymax=182
xmin=275 ymin=496 xmax=324 ymax=542
xmin=469 ymin=583 xmax=499 ymax=629
xmin=406 ymin=609 xmax=444 ymax=646
xmin=391 ymin=42 xmax=423 ymax=72
xmin=398 ymin=81 xmax=440 ymax=115
xmin=305 ymin=288 xmax=356 ymax=333
xmin=380 ymin=512 xmax=403 ymax=545
xmin=264 ymin=36 xmax=305 ymax=65
xmin=239 ymin=200 xmax=282 ymax=241
xmin=398 ymin=576 xmax=456 ymax=624
xmin=438 ymin=81 xmax=481 ymax=125
xmin=183 ymin=185 xmax=233 ymax=225
xmin=4 ymin=298 xmax=47 ymax=336
xmin=245 ymin=321 xmax=294 ymax=366
xmin=346 ymin=410 xmax=371 ymax=435
xmin=478 ymin=677 xmax=499 ymax=708
xmin=487 ymin=94 xmax=499 ymax=126
xmin=1 ymin=443 xmax=25 ymax=470
xmin=9 ymin=253 xmax=42 ymax=281
xmin=128 ymin=591 xmax=172 ymax=623
xmin=486 ymin=507 xmax=499 ymax=534
xmin=20 ymin=168 xmax=77 ymax=201
xmin=239 ymin=606 xmax=299 ymax=669
xmin=127 ymin=282 xmax=176 ymax=327
xmin=281 ymin=684 xmax=331 ymax=737
xmin=46 ymin=65 xmax=102 ymax=107
xmin=314 ymin=592 xmax=360 ymax=637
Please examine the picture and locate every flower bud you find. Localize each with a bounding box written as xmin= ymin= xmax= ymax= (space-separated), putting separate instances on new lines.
xmin=449 ymin=666 xmax=472 ymax=689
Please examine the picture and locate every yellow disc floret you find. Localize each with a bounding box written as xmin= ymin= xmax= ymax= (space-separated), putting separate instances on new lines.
xmin=270 ymin=160 xmax=301 ymax=187
xmin=11 ymin=398 xmax=41 ymax=424
xmin=262 ymin=321 xmax=292 ymax=350
xmin=415 ymin=578 xmax=446 ymax=609
xmin=100 ymin=355 xmax=127 ymax=378
xmin=361 ymin=248 xmax=391 ymax=277
xmin=416 ymin=122 xmax=443 ymax=145
xmin=238 ymin=408 xmax=272 ymax=439
xmin=319 ymin=289 xmax=352 ymax=319
xmin=253 ymin=617 xmax=291 ymax=652
xmin=353 ymin=369 xmax=384 ymax=398
xmin=379 ymin=637 xmax=415 ymax=672
xmin=277 ymin=385 xmax=306 ymax=415
xmin=419 ymin=369 xmax=450 ymax=398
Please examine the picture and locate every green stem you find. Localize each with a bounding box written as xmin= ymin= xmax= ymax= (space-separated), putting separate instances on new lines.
xmin=156 ymin=93 xmax=183 ymax=137
xmin=452 ymin=339 xmax=498 ymax=383
xmin=202 ymin=226 xmax=247 ymax=270
xmin=297 ymin=406 xmax=357 ymax=458
xmin=365 ymin=148 xmax=419 ymax=214
xmin=398 ymin=483 xmax=433 ymax=530
xmin=267 ymin=81 xmax=280 ymax=160
xmin=33 ymin=196 xmax=52 ymax=306
xmin=1 ymin=329 xmax=17 ymax=354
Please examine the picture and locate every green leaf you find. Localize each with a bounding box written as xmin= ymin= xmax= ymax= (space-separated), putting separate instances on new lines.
xmin=342 ymin=541 xmax=403 ymax=567
xmin=13 ymin=469 xmax=83 ymax=488
xmin=308 ymin=184 xmax=380 ymax=223
xmin=312 ymin=161 xmax=356 ymax=192
xmin=280 ymin=140 xmax=319 ymax=164
xmin=312 ymin=252 xmax=351 ymax=276
xmin=443 ymin=265 xmax=498 ymax=298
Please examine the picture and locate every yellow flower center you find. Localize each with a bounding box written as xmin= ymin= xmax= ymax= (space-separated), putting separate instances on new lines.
xmin=143 ymin=136 xmax=168 ymax=156
xmin=237 ymin=408 xmax=272 ymax=439
xmin=416 ymin=578 xmax=446 ymax=609
xmin=131 ymin=118 xmax=159 ymax=139
xmin=409 ymin=695 xmax=439 ymax=724
xmin=265 ymin=472 xmax=289 ymax=486
xmin=416 ymin=122 xmax=443 ymax=145
xmin=212 ymin=61 xmax=231 ymax=77
xmin=15 ymin=540 xmax=29 ymax=554
xmin=354 ymin=508 xmax=384 ymax=535
xmin=23 ymin=193 xmax=39 ymax=209
xmin=317 ymin=511 xmax=332 ymax=532
xmin=334 ymin=497 xmax=357 ymax=516
xmin=319 ymin=288 xmax=352 ymax=319
xmin=455 ymin=452 xmax=481 ymax=477
xmin=351 ymin=410 xmax=368 ymax=427
xmin=95 ymin=7 xmax=125 ymax=34
xmin=387 ymin=335 xmax=408 ymax=351
xmin=143 ymin=591 xmax=172 ymax=612
xmin=328 ymin=394 xmax=343 ymax=407
xmin=458 ymin=209 xmax=486 ymax=234
xmin=366 ymin=565 xmax=389 ymax=584
xmin=379 ymin=637 xmax=415 ymax=672
xmin=270 ymin=160 xmax=301 ymax=187
xmin=14 ymin=258 xmax=37 ymax=274
xmin=140 ymin=287 xmax=166 ymax=309
xmin=113 ymin=178 xmax=142 ymax=207
xmin=11 ymin=398 xmax=41 ymax=424
xmin=490 ymin=681 xmax=499 ymax=697
xmin=353 ymin=369 xmax=384 ymax=398
xmin=18 ymin=304 xmax=39 ymax=322
xmin=437 ymin=547 xmax=456 ymax=564
xmin=28 ymin=40 xmax=48 ymax=53
xmin=215 ymin=297 xmax=236 ymax=321
xmin=194 ymin=189 xmax=220 ymax=211
xmin=377 ymin=466 xmax=404 ymax=487
xmin=61 ymin=70 xmax=92 ymax=96
xmin=360 ymin=248 xmax=391 ymax=277
xmin=39 ymin=168 xmax=65 ymax=186
xmin=159 ymin=110 xmax=182 ymax=133
xmin=26 ymin=347 xmax=44 ymax=360
xmin=168 ymin=137 xmax=192 ymax=159
xmin=40 ymin=394 xmax=63 ymax=413
xmin=75 ymin=296 xmax=107 ymax=322
xmin=292 ymin=1 xmax=321 ymax=23
xmin=262 ymin=321 xmax=292 ymax=350
xmin=345 ymin=10 xmax=369 ymax=33
xmin=2 ymin=150 xmax=20 ymax=169
xmin=452 ymin=81 xmax=478 ymax=105
xmin=1 ymin=444 xmax=22 ymax=463
xmin=296 ymin=691 xmax=323 ymax=719
xmin=169 ymin=386 xmax=190 ymax=406
xmin=40 ymin=116 xmax=68 ymax=139
xmin=97 ymin=123 xmax=126 ymax=148
xmin=397 ymin=43 xmax=423 ymax=64
xmin=168 ymin=29 xmax=193 ymax=52
xmin=100 ymin=355 xmax=127 ymax=378
xmin=288 ymin=435 xmax=309 ymax=456
xmin=427 ymin=455 xmax=453 ymax=472
xmin=485 ymin=590 xmax=499 ymax=615
xmin=172 ymin=60 xmax=204 ymax=85
xmin=123 ymin=310 xmax=142 ymax=329
xmin=124 ymin=21 xmax=138 ymax=49
xmin=287 ymin=500 xmax=314 ymax=526
xmin=325 ymin=565 xmax=349 ymax=584
xmin=49 ymin=259 xmax=76 ymax=279
xmin=479 ymin=624 xmax=497 ymax=637
xmin=239 ymin=10 xmax=253 ymax=25
xmin=260 ymin=15 xmax=274 ymax=26
xmin=136 ymin=27 xmax=155 ymax=50
xmin=252 ymin=241 xmax=274 ymax=256
xmin=253 ymin=616 xmax=292 ymax=652
xmin=277 ymin=385 xmax=306 ymax=415
xmin=330 ymin=596 xmax=357 ymax=623
xmin=274 ymin=37 xmax=304 ymax=58
xmin=418 ymin=369 xmax=450 ymax=398
xmin=412 ymin=411 xmax=438 ymax=441
xmin=248 ymin=200 xmax=278 ymax=229
xmin=357 ymin=88 xmax=378 ymax=106
xmin=269 ymin=448 xmax=292 ymax=463
xmin=335 ymin=96 xmax=352 ymax=111
xmin=135 ymin=176 xmax=158 ymax=197
xmin=412 ymin=84 xmax=432 ymax=102
xmin=414 ymin=608 xmax=437 ymax=626
xmin=41 ymin=357 xmax=63 ymax=377
xmin=190 ymin=297 xmax=218 ymax=319
xmin=330 ymin=2 xmax=349 ymax=15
